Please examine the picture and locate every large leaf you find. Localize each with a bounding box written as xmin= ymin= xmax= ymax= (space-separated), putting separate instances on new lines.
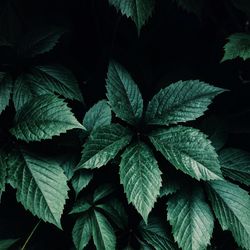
xmin=108 ymin=0 xmax=155 ymax=33
xmin=221 ymin=33 xmax=250 ymax=62
xmin=167 ymin=186 xmax=214 ymax=250
xmin=106 ymin=61 xmax=143 ymax=125
xmin=146 ymin=80 xmax=225 ymax=126
xmin=72 ymin=170 xmax=93 ymax=197
xmin=207 ymin=180 xmax=250 ymax=250
xmin=120 ymin=142 xmax=162 ymax=222
xmin=149 ymin=126 xmax=223 ymax=180
xmin=6 ymin=149 xmax=69 ymax=228
xmin=0 ymin=72 xmax=12 ymax=114
xmin=0 ymin=239 xmax=19 ymax=250
xmin=10 ymin=94 xmax=84 ymax=142
xmin=219 ymin=148 xmax=250 ymax=186
xmin=172 ymin=0 xmax=205 ymax=16
xmin=138 ymin=217 xmax=177 ymax=250
xmin=76 ymin=124 xmax=132 ymax=170
xmin=83 ymin=100 xmax=112 ymax=133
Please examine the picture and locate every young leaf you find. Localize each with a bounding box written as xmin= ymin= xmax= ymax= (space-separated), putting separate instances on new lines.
xmin=120 ymin=142 xmax=162 ymax=223
xmin=149 ymin=126 xmax=223 ymax=180
xmin=72 ymin=170 xmax=93 ymax=197
xmin=10 ymin=94 xmax=84 ymax=142
xmin=92 ymin=210 xmax=116 ymax=250
xmin=146 ymin=80 xmax=225 ymax=126
xmin=0 ymin=72 xmax=12 ymax=114
xmin=172 ymin=0 xmax=204 ymax=16
xmin=222 ymin=33 xmax=250 ymax=62
xmin=6 ymin=149 xmax=69 ymax=228
xmin=108 ymin=0 xmax=155 ymax=34
xmin=167 ymin=186 xmax=214 ymax=250
xmin=207 ymin=180 xmax=250 ymax=250
xmin=72 ymin=213 xmax=92 ymax=250
xmin=76 ymin=124 xmax=132 ymax=170
xmin=0 ymin=239 xmax=19 ymax=250
xmin=83 ymin=100 xmax=112 ymax=133
xmin=106 ymin=61 xmax=143 ymax=125
xmin=219 ymin=148 xmax=250 ymax=186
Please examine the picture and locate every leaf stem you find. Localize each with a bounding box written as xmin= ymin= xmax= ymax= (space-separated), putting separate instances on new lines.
xmin=20 ymin=220 xmax=41 ymax=250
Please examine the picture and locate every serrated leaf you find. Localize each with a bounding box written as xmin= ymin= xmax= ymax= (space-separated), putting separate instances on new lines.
xmin=222 ymin=33 xmax=250 ymax=62
xmin=108 ymin=0 xmax=155 ymax=33
xmin=76 ymin=124 xmax=132 ymax=170
xmin=172 ymin=0 xmax=205 ymax=16
xmin=106 ymin=61 xmax=143 ymax=125
xmin=10 ymin=94 xmax=84 ymax=142
xmin=92 ymin=210 xmax=116 ymax=250
xmin=0 ymin=238 xmax=19 ymax=250
xmin=160 ymin=176 xmax=181 ymax=197
xmin=120 ymin=142 xmax=162 ymax=222
xmin=139 ymin=217 xmax=178 ymax=250
xmin=72 ymin=213 xmax=92 ymax=250
xmin=167 ymin=186 xmax=214 ymax=250
xmin=70 ymin=199 xmax=92 ymax=215
xmin=83 ymin=100 xmax=112 ymax=133
xmin=146 ymin=80 xmax=225 ymax=126
xmin=58 ymin=154 xmax=78 ymax=180
xmin=17 ymin=26 xmax=65 ymax=57
xmin=6 ymin=149 xmax=69 ymax=228
xmin=72 ymin=170 xmax=93 ymax=197
xmin=219 ymin=148 xmax=250 ymax=186
xmin=207 ymin=180 xmax=250 ymax=250
xmin=149 ymin=126 xmax=223 ymax=180
xmin=0 ymin=72 xmax=12 ymax=114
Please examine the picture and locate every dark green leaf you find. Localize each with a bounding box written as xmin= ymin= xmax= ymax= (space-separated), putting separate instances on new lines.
xmin=72 ymin=170 xmax=93 ymax=197
xmin=172 ymin=0 xmax=205 ymax=16
xmin=0 ymin=238 xmax=19 ymax=250
xmin=0 ymin=72 xmax=12 ymax=114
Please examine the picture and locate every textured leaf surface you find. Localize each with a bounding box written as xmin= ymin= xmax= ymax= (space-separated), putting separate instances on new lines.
xmin=83 ymin=100 xmax=112 ymax=133
xmin=106 ymin=61 xmax=143 ymax=125
xmin=10 ymin=94 xmax=84 ymax=142
xmin=167 ymin=186 xmax=214 ymax=250
xmin=76 ymin=124 xmax=132 ymax=170
xmin=7 ymin=149 xmax=69 ymax=228
xmin=72 ymin=170 xmax=93 ymax=197
xmin=219 ymin=148 xmax=250 ymax=186
xmin=0 ymin=72 xmax=12 ymax=114
xmin=146 ymin=80 xmax=225 ymax=125
xmin=222 ymin=33 xmax=250 ymax=61
xmin=149 ymin=126 xmax=223 ymax=180
xmin=108 ymin=0 xmax=155 ymax=33
xmin=0 ymin=150 xmax=7 ymax=191
xmin=120 ymin=142 xmax=162 ymax=222
xmin=0 ymin=239 xmax=19 ymax=250
xmin=207 ymin=180 xmax=250 ymax=250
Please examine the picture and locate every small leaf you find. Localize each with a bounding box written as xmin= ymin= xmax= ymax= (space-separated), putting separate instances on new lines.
xmin=120 ymin=142 xmax=162 ymax=222
xmin=106 ymin=61 xmax=143 ymax=125
xmin=83 ymin=100 xmax=112 ymax=133
xmin=0 ymin=238 xmax=19 ymax=250
xmin=93 ymin=184 xmax=115 ymax=203
xmin=76 ymin=124 xmax=132 ymax=170
xmin=222 ymin=33 xmax=250 ymax=62
xmin=146 ymin=80 xmax=225 ymax=126
xmin=149 ymin=126 xmax=223 ymax=180
xmin=219 ymin=148 xmax=250 ymax=186
xmin=108 ymin=0 xmax=155 ymax=34
xmin=10 ymin=94 xmax=84 ymax=142
xmin=167 ymin=186 xmax=214 ymax=250
xmin=70 ymin=199 xmax=92 ymax=215
xmin=72 ymin=170 xmax=93 ymax=197
xmin=207 ymin=180 xmax=250 ymax=249
xmin=0 ymin=72 xmax=12 ymax=114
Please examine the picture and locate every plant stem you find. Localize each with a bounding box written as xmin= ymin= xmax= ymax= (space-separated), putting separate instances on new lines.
xmin=20 ymin=220 xmax=41 ymax=250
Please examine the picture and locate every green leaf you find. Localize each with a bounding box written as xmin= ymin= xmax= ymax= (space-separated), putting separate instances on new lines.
xmin=76 ymin=124 xmax=132 ymax=170
xmin=92 ymin=210 xmax=116 ymax=250
xmin=72 ymin=213 xmax=92 ymax=250
xmin=0 ymin=72 xmax=12 ymax=114
xmin=108 ymin=0 xmax=155 ymax=34
xmin=172 ymin=0 xmax=205 ymax=16
xmin=219 ymin=148 xmax=250 ymax=186
xmin=149 ymin=126 xmax=223 ymax=180
xmin=0 ymin=238 xmax=19 ymax=250
xmin=146 ymin=80 xmax=225 ymax=126
xmin=17 ymin=26 xmax=65 ymax=57
xmin=83 ymin=100 xmax=112 ymax=133
xmin=222 ymin=33 xmax=250 ymax=62
xmin=159 ymin=176 xmax=181 ymax=197
xmin=139 ymin=217 xmax=177 ymax=250
xmin=167 ymin=186 xmax=214 ymax=250
xmin=70 ymin=199 xmax=92 ymax=215
xmin=6 ymin=149 xmax=69 ymax=228
xmin=93 ymin=184 xmax=115 ymax=203
xmin=207 ymin=180 xmax=250 ymax=249
xmin=72 ymin=170 xmax=93 ymax=197
xmin=106 ymin=61 xmax=143 ymax=125
xmin=0 ymin=150 xmax=8 ymax=191
xmin=58 ymin=154 xmax=78 ymax=180
xmin=10 ymin=94 xmax=84 ymax=142
xmin=120 ymin=142 xmax=162 ymax=222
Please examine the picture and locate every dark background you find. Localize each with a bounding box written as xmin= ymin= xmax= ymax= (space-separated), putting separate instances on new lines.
xmin=0 ymin=0 xmax=250 ymax=249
